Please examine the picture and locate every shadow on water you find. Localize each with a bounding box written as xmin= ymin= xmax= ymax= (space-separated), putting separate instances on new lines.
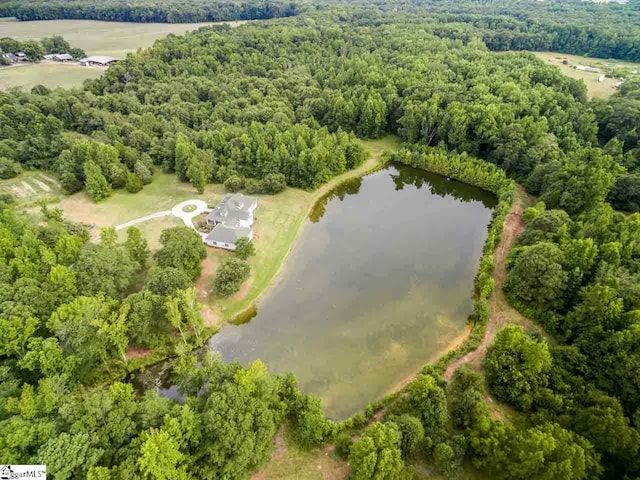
xmin=137 ymin=164 xmax=496 ymax=420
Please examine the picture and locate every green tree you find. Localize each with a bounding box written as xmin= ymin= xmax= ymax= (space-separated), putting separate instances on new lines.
xmin=213 ymin=258 xmax=250 ymax=297
xmin=139 ymin=429 xmax=188 ymax=480
xmin=155 ymin=227 xmax=206 ymax=280
xmin=234 ymin=237 xmax=256 ymax=260
xmin=125 ymin=172 xmax=143 ymax=193
xmin=124 ymin=227 xmax=149 ymax=267
xmin=504 ymin=242 xmax=568 ymax=312
xmin=83 ymin=160 xmax=112 ymax=202
xmin=484 ymin=326 xmax=552 ymax=411
xmin=146 ymin=266 xmax=190 ymax=296
xmin=350 ymin=422 xmax=404 ymax=480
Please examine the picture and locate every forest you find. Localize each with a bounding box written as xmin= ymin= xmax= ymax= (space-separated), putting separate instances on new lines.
xmin=0 ymin=0 xmax=298 ymax=23
xmin=1 ymin=1 xmax=640 ymax=479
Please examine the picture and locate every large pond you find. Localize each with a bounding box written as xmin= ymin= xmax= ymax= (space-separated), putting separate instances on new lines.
xmin=138 ymin=164 xmax=496 ymax=420
xmin=207 ymin=164 xmax=495 ymax=419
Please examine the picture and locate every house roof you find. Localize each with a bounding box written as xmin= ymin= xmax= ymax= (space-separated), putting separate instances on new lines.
xmin=81 ymin=55 xmax=118 ymax=65
xmin=205 ymin=225 xmax=251 ymax=244
xmin=225 ymin=193 xmax=257 ymax=212
xmin=206 ymin=193 xmax=257 ymax=226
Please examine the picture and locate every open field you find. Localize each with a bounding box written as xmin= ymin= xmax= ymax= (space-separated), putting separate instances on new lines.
xmin=0 ymin=17 xmax=237 ymax=58
xmin=0 ymin=17 xmax=245 ymax=90
xmin=533 ymin=51 xmax=640 ymax=99
xmin=0 ymin=170 xmax=63 ymax=205
xmin=0 ymin=62 xmax=103 ymax=90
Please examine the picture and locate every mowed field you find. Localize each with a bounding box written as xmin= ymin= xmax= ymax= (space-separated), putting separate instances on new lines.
xmin=0 ymin=17 xmax=245 ymax=90
xmin=533 ymin=51 xmax=640 ymax=99
xmin=0 ymin=62 xmax=103 ymax=90
xmin=0 ymin=171 xmax=63 ymax=205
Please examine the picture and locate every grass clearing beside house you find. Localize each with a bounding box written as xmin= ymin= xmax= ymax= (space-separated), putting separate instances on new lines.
xmin=532 ymin=51 xmax=640 ymax=99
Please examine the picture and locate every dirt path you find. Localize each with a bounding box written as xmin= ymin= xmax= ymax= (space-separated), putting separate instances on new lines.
xmin=444 ymin=187 xmax=540 ymax=381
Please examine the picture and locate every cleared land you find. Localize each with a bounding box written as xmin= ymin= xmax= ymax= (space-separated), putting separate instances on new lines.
xmin=0 ymin=17 xmax=245 ymax=90
xmin=0 ymin=170 xmax=63 ymax=205
xmin=533 ymin=51 xmax=640 ymax=99
xmin=0 ymin=62 xmax=103 ymax=90
xmin=0 ymin=17 xmax=234 ymax=57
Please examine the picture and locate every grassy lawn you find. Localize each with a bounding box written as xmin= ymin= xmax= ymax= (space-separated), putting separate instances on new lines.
xmin=0 ymin=62 xmax=103 ymax=91
xmin=532 ymin=51 xmax=640 ymax=99
xmin=0 ymin=17 xmax=246 ymax=90
xmin=0 ymin=170 xmax=63 ymax=206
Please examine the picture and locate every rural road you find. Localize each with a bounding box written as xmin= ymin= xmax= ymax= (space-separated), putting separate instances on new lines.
xmin=114 ymin=199 xmax=210 ymax=233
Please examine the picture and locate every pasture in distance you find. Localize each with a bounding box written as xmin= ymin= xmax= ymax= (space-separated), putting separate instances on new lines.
xmin=534 ymin=51 xmax=640 ymax=99
xmin=0 ymin=17 xmax=244 ymax=90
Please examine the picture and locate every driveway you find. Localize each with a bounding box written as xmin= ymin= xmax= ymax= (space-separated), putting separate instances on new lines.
xmin=114 ymin=199 xmax=211 ymax=236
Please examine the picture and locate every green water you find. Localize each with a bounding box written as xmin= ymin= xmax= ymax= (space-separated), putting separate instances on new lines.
xmin=205 ymin=164 xmax=495 ymax=420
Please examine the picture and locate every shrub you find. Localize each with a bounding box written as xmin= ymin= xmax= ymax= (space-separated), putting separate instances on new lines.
xmin=261 ymin=173 xmax=286 ymax=194
xmin=235 ymin=237 xmax=256 ymax=260
xmin=0 ymin=157 xmax=22 ymax=179
xmin=213 ymin=258 xmax=250 ymax=297
xmin=334 ymin=432 xmax=353 ymax=460
xmin=224 ymin=175 xmax=243 ymax=192
xmin=125 ymin=172 xmax=143 ymax=193
xmin=245 ymin=178 xmax=262 ymax=194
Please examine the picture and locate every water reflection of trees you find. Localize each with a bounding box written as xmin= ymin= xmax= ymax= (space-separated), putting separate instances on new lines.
xmin=309 ymin=164 xmax=496 ymax=223
xmin=389 ymin=164 xmax=497 ymax=208
xmin=309 ymin=177 xmax=362 ymax=223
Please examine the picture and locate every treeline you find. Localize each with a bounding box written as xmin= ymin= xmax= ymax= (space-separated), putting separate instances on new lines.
xmin=0 ymin=0 xmax=298 ymax=23
xmin=342 ymin=0 xmax=640 ymax=62
xmin=0 ymin=35 xmax=85 ymax=63
xmin=0 ymin=20 xmax=595 ymax=201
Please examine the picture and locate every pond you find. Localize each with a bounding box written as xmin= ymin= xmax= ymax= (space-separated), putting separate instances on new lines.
xmin=138 ymin=164 xmax=496 ymax=420
xmin=210 ymin=164 xmax=495 ymax=419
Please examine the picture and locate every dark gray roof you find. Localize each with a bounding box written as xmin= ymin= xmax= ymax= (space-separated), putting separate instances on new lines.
xmin=206 ymin=193 xmax=256 ymax=226
xmin=206 ymin=225 xmax=251 ymax=244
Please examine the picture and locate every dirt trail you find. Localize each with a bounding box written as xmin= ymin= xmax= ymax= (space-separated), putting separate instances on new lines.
xmin=444 ymin=188 xmax=540 ymax=381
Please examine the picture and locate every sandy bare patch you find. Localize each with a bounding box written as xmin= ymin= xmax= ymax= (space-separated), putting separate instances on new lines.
xmin=31 ymin=178 xmax=51 ymax=192
xmin=20 ymin=181 xmax=37 ymax=196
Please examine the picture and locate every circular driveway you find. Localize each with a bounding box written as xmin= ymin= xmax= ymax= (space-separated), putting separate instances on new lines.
xmin=171 ymin=199 xmax=210 ymax=230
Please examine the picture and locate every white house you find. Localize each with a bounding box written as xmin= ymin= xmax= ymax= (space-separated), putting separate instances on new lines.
xmin=204 ymin=224 xmax=253 ymax=250
xmin=206 ymin=193 xmax=258 ymax=229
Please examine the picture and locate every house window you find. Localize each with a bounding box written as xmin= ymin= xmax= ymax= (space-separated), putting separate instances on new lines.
xmin=224 ymin=243 xmax=230 ymax=247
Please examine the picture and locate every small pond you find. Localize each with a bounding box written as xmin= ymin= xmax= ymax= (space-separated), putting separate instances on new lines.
xmin=139 ymin=164 xmax=496 ymax=420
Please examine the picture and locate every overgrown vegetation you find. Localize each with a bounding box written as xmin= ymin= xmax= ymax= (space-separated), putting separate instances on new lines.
xmin=1 ymin=2 xmax=640 ymax=479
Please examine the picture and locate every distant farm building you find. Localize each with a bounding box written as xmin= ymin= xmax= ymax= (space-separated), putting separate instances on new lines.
xmin=1 ymin=52 xmax=27 ymax=64
xmin=80 ymin=55 xmax=118 ymax=67
xmin=576 ymin=64 xmax=600 ymax=73
xmin=44 ymin=53 xmax=73 ymax=61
